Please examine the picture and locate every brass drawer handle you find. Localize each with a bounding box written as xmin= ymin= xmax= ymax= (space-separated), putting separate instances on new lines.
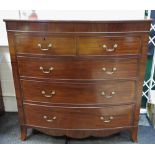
xmin=43 ymin=115 xmax=56 ymax=122
xmin=41 ymin=90 xmax=55 ymax=98
xmin=100 ymin=116 xmax=114 ymax=123
xmin=38 ymin=43 xmax=52 ymax=51
xmin=101 ymin=91 xmax=115 ymax=98
xmin=102 ymin=44 xmax=118 ymax=52
xmin=39 ymin=66 xmax=54 ymax=74
xmin=102 ymin=67 xmax=117 ymax=75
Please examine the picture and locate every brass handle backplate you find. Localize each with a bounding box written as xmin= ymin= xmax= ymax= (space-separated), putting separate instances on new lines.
xmin=101 ymin=91 xmax=115 ymax=98
xmin=43 ymin=115 xmax=56 ymax=122
xmin=102 ymin=44 xmax=118 ymax=52
xmin=38 ymin=43 xmax=52 ymax=51
xmin=40 ymin=66 xmax=54 ymax=74
xmin=41 ymin=90 xmax=55 ymax=98
xmin=102 ymin=67 xmax=117 ymax=75
xmin=100 ymin=116 xmax=114 ymax=123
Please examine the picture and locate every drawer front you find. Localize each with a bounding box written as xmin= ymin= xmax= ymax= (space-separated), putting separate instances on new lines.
xmin=18 ymin=57 xmax=138 ymax=80
xmin=15 ymin=34 xmax=76 ymax=55
xmin=24 ymin=104 xmax=133 ymax=129
xmin=22 ymin=80 xmax=135 ymax=105
xmin=78 ymin=36 xmax=141 ymax=56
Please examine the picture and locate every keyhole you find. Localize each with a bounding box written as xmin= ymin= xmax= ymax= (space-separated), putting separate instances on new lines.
xmin=43 ymin=37 xmax=46 ymax=41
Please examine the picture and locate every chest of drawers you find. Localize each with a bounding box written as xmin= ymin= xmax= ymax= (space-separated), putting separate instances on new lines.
xmin=4 ymin=19 xmax=151 ymax=142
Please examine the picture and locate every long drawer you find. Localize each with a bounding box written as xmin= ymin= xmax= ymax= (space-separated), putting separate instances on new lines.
xmin=24 ymin=104 xmax=133 ymax=129
xmin=21 ymin=80 xmax=136 ymax=105
xmin=14 ymin=34 xmax=76 ymax=56
xmin=78 ymin=36 xmax=141 ymax=56
xmin=18 ymin=57 xmax=138 ymax=80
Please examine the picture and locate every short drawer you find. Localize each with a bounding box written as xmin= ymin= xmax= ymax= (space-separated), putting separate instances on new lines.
xmin=78 ymin=36 xmax=141 ymax=56
xmin=24 ymin=104 xmax=133 ymax=129
xmin=18 ymin=57 xmax=138 ymax=80
xmin=21 ymin=80 xmax=135 ymax=105
xmin=14 ymin=34 xmax=76 ymax=56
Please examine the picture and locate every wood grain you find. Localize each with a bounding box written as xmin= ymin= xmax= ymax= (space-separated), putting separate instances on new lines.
xmin=24 ymin=104 xmax=133 ymax=129
xmin=21 ymin=80 xmax=136 ymax=105
xmin=15 ymin=34 xmax=76 ymax=56
xmin=18 ymin=57 xmax=139 ymax=80
xmin=78 ymin=36 xmax=141 ymax=56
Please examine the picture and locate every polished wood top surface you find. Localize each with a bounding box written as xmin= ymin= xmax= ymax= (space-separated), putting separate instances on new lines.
xmin=4 ymin=19 xmax=153 ymax=23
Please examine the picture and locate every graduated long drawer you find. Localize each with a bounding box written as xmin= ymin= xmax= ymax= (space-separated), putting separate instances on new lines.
xmin=18 ymin=57 xmax=139 ymax=80
xmin=21 ymin=80 xmax=136 ymax=105
xmin=24 ymin=104 xmax=133 ymax=129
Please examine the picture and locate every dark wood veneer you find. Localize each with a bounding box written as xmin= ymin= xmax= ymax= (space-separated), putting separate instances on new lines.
xmin=24 ymin=104 xmax=133 ymax=129
xmin=21 ymin=80 xmax=135 ymax=105
xmin=4 ymin=19 xmax=151 ymax=32
xmin=15 ymin=34 xmax=76 ymax=56
xmin=78 ymin=36 xmax=141 ymax=56
xmin=4 ymin=19 xmax=151 ymax=142
xmin=18 ymin=57 xmax=139 ymax=80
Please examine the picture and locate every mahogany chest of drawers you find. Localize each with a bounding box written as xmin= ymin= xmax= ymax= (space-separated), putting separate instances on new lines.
xmin=4 ymin=19 xmax=151 ymax=142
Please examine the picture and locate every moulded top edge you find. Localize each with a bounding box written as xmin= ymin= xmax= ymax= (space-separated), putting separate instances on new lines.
xmin=3 ymin=19 xmax=153 ymax=23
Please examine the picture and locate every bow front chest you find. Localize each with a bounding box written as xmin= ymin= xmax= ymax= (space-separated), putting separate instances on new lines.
xmin=4 ymin=19 xmax=151 ymax=141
